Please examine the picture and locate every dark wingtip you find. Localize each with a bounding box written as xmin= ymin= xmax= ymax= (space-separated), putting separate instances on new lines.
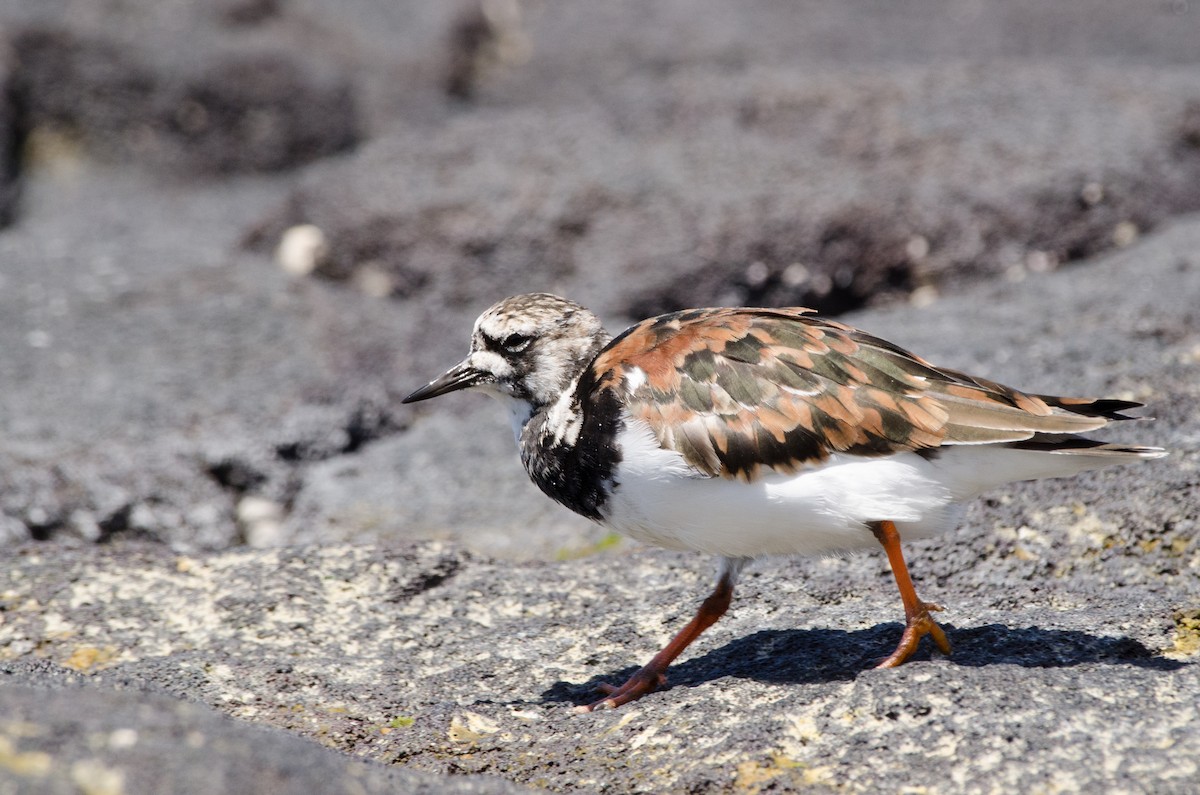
xmin=1005 ymin=437 xmax=1168 ymax=458
xmin=1045 ymin=396 xmax=1148 ymax=421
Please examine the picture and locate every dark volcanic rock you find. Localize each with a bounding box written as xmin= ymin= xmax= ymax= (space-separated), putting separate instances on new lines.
xmin=9 ymin=19 xmax=359 ymax=174
xmin=255 ymin=64 xmax=1200 ymax=324
xmin=0 ymin=42 xmax=23 ymax=226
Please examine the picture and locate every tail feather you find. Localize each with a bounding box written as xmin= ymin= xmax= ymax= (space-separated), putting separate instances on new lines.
xmin=1005 ymin=435 xmax=1167 ymax=459
xmin=929 ymin=441 xmax=1166 ymax=502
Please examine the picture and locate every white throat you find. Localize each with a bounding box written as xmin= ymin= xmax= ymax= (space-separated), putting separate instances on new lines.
xmin=482 ymin=391 xmax=535 ymax=444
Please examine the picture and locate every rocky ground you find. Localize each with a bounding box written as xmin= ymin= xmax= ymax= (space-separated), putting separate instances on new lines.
xmin=1 ymin=1 xmax=1198 ymax=793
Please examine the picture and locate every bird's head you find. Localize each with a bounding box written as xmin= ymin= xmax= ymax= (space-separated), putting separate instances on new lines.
xmin=402 ymin=293 xmax=611 ymax=416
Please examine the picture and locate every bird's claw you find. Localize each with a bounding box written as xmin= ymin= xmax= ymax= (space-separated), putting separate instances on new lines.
xmin=874 ymin=600 xmax=952 ymax=668
xmin=574 ymin=668 xmax=667 ymax=712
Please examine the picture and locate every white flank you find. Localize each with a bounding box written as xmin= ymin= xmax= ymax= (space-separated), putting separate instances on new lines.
xmin=601 ymin=412 xmax=1145 ymax=558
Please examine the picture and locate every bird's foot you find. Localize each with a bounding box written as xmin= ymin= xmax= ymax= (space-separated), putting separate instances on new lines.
xmin=874 ymin=600 xmax=952 ymax=669
xmin=574 ymin=667 xmax=667 ymax=713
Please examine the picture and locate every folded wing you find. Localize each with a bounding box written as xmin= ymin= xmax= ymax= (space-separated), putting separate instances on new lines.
xmin=589 ymin=307 xmax=1159 ymax=481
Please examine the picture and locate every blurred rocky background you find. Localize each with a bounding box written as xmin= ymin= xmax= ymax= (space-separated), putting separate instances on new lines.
xmin=0 ymin=2 xmax=1198 ymax=793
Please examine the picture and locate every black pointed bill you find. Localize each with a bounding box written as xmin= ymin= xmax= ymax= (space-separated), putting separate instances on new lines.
xmin=402 ymin=360 xmax=485 ymax=403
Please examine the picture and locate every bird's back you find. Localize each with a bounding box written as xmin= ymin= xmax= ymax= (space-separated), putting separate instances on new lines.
xmin=586 ymin=306 xmax=1163 ymax=482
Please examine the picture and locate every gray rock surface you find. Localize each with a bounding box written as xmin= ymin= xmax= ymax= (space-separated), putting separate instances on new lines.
xmin=0 ymin=518 xmax=1196 ymax=792
xmin=0 ymin=1 xmax=1198 ymax=792
xmin=0 ymin=671 xmax=534 ymax=794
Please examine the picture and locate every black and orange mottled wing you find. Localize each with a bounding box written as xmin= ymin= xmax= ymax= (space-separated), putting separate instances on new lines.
xmin=589 ymin=307 xmax=1140 ymax=481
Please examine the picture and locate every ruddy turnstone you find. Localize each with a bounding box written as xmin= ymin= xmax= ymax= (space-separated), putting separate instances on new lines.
xmin=403 ymin=293 xmax=1166 ymax=711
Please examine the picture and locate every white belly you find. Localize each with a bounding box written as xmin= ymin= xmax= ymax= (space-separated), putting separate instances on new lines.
xmin=609 ymin=411 xmax=1146 ymax=559
xmin=596 ymin=412 xmax=1130 ymax=559
xmin=598 ymin=418 xmax=959 ymax=557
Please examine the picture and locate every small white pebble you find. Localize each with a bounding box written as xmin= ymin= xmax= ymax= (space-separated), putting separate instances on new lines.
xmin=237 ymin=496 xmax=287 ymax=548
xmin=909 ymin=285 xmax=939 ymax=308
xmin=275 ymin=224 xmax=328 ymax=276
xmin=236 ymin=496 xmax=283 ymax=525
xmin=1112 ymin=221 xmax=1139 ymax=248
xmin=244 ymin=517 xmax=286 ymax=548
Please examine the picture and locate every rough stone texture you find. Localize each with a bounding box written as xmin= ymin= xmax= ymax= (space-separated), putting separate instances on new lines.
xmin=0 ymin=166 xmax=400 ymax=551
xmin=0 ymin=526 xmax=1196 ymax=793
xmin=0 ymin=1 xmax=1199 ymax=792
xmin=0 ymin=673 xmax=534 ymax=795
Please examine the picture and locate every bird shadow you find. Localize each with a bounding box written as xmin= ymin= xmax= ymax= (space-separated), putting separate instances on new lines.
xmin=540 ymin=622 xmax=1189 ymax=706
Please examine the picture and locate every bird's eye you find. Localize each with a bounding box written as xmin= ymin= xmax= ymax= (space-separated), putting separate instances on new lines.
xmin=501 ymin=333 xmax=532 ymax=352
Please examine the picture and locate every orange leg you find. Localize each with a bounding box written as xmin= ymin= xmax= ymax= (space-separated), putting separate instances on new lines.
xmin=577 ymin=568 xmax=736 ymax=712
xmin=870 ymin=520 xmax=952 ymax=667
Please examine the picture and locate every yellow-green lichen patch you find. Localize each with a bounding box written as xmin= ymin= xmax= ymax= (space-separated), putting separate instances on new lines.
xmin=555 ymin=531 xmax=625 ymax=561
xmin=1166 ymin=609 xmax=1200 ymax=660
xmin=62 ymin=645 xmax=120 ymax=673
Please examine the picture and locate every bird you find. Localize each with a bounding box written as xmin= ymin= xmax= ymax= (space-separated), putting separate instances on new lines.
xmin=402 ymin=293 xmax=1166 ymax=711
